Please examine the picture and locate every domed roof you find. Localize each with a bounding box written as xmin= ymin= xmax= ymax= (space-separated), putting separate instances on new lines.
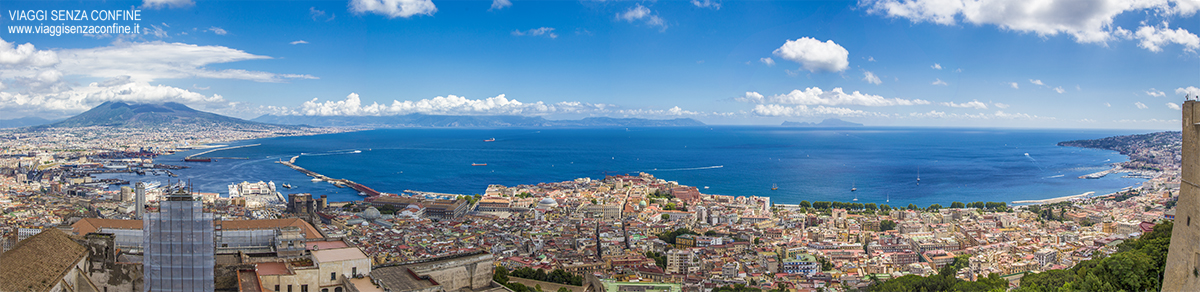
xmin=538 ymin=197 xmax=558 ymax=207
xmin=361 ymin=206 xmax=382 ymax=220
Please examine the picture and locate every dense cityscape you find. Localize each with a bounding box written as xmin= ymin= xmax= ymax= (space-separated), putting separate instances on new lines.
xmin=0 ymin=117 xmax=1183 ymax=292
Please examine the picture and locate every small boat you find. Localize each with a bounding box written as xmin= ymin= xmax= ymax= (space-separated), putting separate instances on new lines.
xmin=472 ymin=163 xmax=487 ymax=166
xmin=771 ymin=183 xmax=778 ymax=191
xmin=282 ymin=183 xmax=293 ymax=189
xmin=183 ymin=157 xmax=212 ymax=162
xmin=484 ymin=138 xmax=496 ymax=142
xmin=311 ymin=178 xmax=322 ymax=182
xmin=917 ymin=167 xmax=921 ymax=185
xmin=851 ymin=180 xmax=857 ymax=192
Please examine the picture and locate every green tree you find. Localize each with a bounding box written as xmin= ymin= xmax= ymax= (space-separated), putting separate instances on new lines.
xmin=879 ymin=220 xmax=896 ymax=231
xmin=864 ymin=203 xmax=877 ymax=211
xmin=799 ymin=200 xmax=811 ymax=209
xmin=557 ymin=288 xmax=570 ymax=292
xmin=661 ymin=214 xmax=670 ymax=220
xmin=494 ymin=266 xmax=510 ymax=284
xmin=950 ymin=201 xmax=965 ymax=208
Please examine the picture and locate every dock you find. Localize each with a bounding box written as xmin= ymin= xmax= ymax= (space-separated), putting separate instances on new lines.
xmin=276 ymin=159 xmax=381 ymax=197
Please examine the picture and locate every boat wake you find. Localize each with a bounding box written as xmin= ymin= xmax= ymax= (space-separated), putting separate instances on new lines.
xmin=1042 ymin=174 xmax=1066 ymax=179
xmin=300 ymin=149 xmax=363 ymax=156
xmin=650 ymin=165 xmax=724 ymax=172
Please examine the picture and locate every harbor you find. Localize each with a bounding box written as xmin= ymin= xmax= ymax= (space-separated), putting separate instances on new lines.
xmin=277 ymin=156 xmax=381 ymax=197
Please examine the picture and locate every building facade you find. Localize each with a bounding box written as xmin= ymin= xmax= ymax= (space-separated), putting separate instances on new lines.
xmin=143 ymin=189 xmax=215 ymax=292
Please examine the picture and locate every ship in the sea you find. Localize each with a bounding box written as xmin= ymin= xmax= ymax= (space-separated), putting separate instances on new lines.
xmin=183 ymin=157 xmax=212 ymax=162
xmin=484 ymin=138 xmax=496 ymax=142
xmin=228 ymin=180 xmax=284 ymax=208
xmin=472 ymin=163 xmax=487 ymax=166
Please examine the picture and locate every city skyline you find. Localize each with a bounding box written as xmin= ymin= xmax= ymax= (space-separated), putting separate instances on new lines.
xmin=0 ymin=0 xmax=1196 ymax=129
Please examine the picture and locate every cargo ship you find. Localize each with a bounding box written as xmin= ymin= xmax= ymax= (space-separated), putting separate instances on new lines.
xmin=184 ymin=157 xmax=212 ymax=162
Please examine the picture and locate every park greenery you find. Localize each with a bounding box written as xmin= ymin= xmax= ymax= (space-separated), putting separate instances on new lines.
xmin=1012 ymin=221 xmax=1173 ymax=292
xmin=494 ymin=266 xmax=584 ymax=292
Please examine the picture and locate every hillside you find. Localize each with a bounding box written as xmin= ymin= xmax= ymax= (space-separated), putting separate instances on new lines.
xmin=41 ymin=102 xmax=275 ymax=129
xmin=1057 ymin=131 xmax=1181 ymax=171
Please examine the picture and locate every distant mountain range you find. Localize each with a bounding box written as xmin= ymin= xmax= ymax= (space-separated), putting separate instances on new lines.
xmin=0 ymin=117 xmax=58 ymax=128
xmin=781 ymin=118 xmax=863 ymax=127
xmin=35 ymin=101 xmax=273 ymax=129
xmin=251 ymin=114 xmax=706 ymax=128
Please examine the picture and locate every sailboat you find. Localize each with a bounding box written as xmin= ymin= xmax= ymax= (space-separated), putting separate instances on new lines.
xmin=851 ymin=180 xmax=857 ymax=192
xmin=886 ymin=192 xmax=890 ymax=203
xmin=917 ymin=167 xmax=921 ymax=186
xmin=771 ymin=183 xmax=778 ymax=191
xmin=852 ymin=192 xmax=858 ymax=201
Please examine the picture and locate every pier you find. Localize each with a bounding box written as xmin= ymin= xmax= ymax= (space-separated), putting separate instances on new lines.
xmin=276 ymin=159 xmax=382 ymax=197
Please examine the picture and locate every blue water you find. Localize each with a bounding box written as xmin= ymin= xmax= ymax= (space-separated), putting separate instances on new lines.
xmin=97 ymin=127 xmax=1150 ymax=207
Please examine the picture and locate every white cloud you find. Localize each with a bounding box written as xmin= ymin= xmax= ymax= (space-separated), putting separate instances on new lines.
xmin=1054 ymin=86 xmax=1065 ymax=93
xmin=490 ymin=0 xmax=512 ymax=10
xmin=752 ymin=104 xmax=884 ymax=117
xmin=1105 ymin=102 xmax=1112 ymax=107
xmin=932 ymin=78 xmax=948 ymax=86
xmin=1029 ymin=79 xmax=1045 ymax=86
xmin=908 ymin=110 xmax=1043 ymax=120
xmin=862 ymin=0 xmax=1200 ymax=49
xmin=290 ymin=40 xmax=309 ymax=45
xmin=207 ymin=27 xmax=228 ymax=35
xmin=941 ymin=100 xmax=987 ymax=109
xmin=512 ymin=27 xmax=558 ymax=39
xmin=1177 ymin=86 xmax=1200 ymax=97
xmin=49 ymin=40 xmax=315 ymax=83
xmin=863 ymin=71 xmax=882 ymax=85
xmin=1009 ymin=82 xmax=1019 ymax=89
xmin=1135 ymin=21 xmax=1200 ymax=52
xmin=931 ymin=63 xmax=942 ymax=70
xmin=994 ymin=102 xmax=1010 ymax=109
xmin=868 ymin=56 xmax=876 ymax=62
xmin=0 ymin=39 xmax=59 ymax=67
xmin=772 ymin=37 xmax=850 ymax=73
xmin=1146 ymin=88 xmax=1166 ymax=97
xmin=1135 ymin=101 xmax=1148 ymax=109
xmin=617 ymin=4 xmax=667 ymax=30
xmin=954 ymin=68 xmax=962 ymax=72
xmin=760 ymin=57 xmax=775 ymax=66
xmin=142 ymin=0 xmax=194 ymax=9
xmin=691 ymin=0 xmax=721 ymax=10
xmin=1115 ymin=118 xmax=1180 ymax=123
xmin=1168 ymin=102 xmax=1182 ymax=110
xmin=310 ymin=7 xmax=335 ymax=21
xmin=350 ymin=0 xmax=437 ymax=18
xmin=0 ymin=77 xmax=232 ymax=117
xmin=737 ymin=87 xmax=930 ymax=106
xmin=293 ymin=93 xmax=620 ymax=116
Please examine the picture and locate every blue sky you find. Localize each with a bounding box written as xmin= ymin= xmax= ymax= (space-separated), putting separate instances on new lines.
xmin=0 ymin=0 xmax=1196 ymax=129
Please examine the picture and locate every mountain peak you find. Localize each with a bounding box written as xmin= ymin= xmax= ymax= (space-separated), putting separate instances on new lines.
xmin=40 ymin=101 xmax=262 ymax=128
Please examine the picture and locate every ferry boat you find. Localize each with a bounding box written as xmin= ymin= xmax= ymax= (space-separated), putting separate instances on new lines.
xmin=484 ymin=138 xmax=496 ymax=142
xmin=183 ymin=157 xmax=212 ymax=162
xmin=472 ymin=163 xmax=487 ymax=166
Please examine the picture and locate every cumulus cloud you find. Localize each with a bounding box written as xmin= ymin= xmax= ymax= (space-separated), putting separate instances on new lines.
xmin=1168 ymin=102 xmax=1182 ymax=110
xmin=760 ymin=57 xmax=775 ymax=66
xmin=941 ymin=100 xmax=987 ymax=109
xmin=46 ymin=40 xmax=315 ymax=82
xmin=931 ymin=63 xmax=942 ymax=70
xmin=1009 ymin=82 xmax=1019 ymax=89
xmin=1146 ymin=88 xmax=1166 ymax=97
xmin=908 ymin=110 xmax=1043 ymax=120
xmin=862 ymin=0 xmax=1200 ymax=50
xmin=512 ymin=27 xmax=558 ymax=39
xmin=932 ymin=78 xmax=948 ymax=86
xmin=1135 ymin=21 xmax=1200 ymax=52
xmin=0 ymin=39 xmax=59 ymax=67
xmin=490 ymin=0 xmax=512 ymax=11
xmin=1054 ymin=86 xmax=1065 ymax=93
xmin=1029 ymin=79 xmax=1045 ymax=86
xmin=350 ymin=0 xmax=437 ymax=18
xmin=691 ymin=0 xmax=721 ymax=9
xmin=752 ymin=104 xmax=884 ymax=117
xmin=290 ymin=40 xmax=309 ymax=45
xmin=863 ymin=71 xmax=882 ymax=85
xmin=292 ymin=93 xmax=623 ymax=116
xmin=0 ymin=77 xmax=231 ymax=117
xmin=617 ymin=4 xmax=667 ymax=30
xmin=1177 ymin=86 xmax=1200 ymax=97
xmin=1135 ymin=102 xmax=1148 ymax=109
xmin=772 ymin=37 xmax=850 ymax=73
xmin=737 ymin=87 xmax=930 ymax=106
xmin=994 ymin=102 xmax=1010 ymax=109
xmin=142 ymin=0 xmax=194 ymax=9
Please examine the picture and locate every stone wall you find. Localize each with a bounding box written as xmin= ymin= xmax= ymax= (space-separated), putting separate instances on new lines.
xmin=405 ymin=252 xmax=495 ymax=290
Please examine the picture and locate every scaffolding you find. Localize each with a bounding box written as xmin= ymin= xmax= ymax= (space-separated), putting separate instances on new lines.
xmin=142 ymin=191 xmax=214 ymax=292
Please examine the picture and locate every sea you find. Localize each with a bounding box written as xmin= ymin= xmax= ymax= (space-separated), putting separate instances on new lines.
xmin=96 ymin=127 xmax=1153 ymax=208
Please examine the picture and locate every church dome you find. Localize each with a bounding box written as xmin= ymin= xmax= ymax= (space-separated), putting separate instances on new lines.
xmin=538 ymin=198 xmax=559 ymax=207
xmin=361 ymin=206 xmax=382 ymax=220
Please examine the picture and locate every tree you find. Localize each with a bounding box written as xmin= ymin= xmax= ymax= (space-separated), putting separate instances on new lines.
xmin=557 ymin=288 xmax=570 ymax=292
xmin=661 ymin=214 xmax=670 ymax=220
xmin=907 ymin=203 xmax=919 ymax=210
xmin=864 ymin=203 xmax=877 ymax=211
xmin=927 ymin=203 xmax=942 ymax=211
xmin=880 ymin=204 xmax=891 ymax=211
xmin=879 ymin=220 xmax=896 ymax=231
xmin=799 ymin=200 xmax=811 ymax=209
xmin=494 ymin=266 xmax=509 ymax=284
xmin=950 ymin=201 xmax=965 ymax=208
xmin=704 ymin=230 xmax=718 ymax=236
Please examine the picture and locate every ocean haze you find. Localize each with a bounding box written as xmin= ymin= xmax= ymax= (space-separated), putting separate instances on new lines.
xmin=96 ymin=127 xmax=1148 ymax=207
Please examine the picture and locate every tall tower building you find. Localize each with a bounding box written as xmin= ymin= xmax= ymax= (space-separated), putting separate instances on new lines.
xmin=143 ymin=187 xmax=215 ymax=292
xmin=135 ymin=182 xmax=146 ymax=219
xmin=1165 ymin=100 xmax=1200 ymax=290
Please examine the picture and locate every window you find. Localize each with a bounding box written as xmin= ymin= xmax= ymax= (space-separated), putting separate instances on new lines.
xmin=275 ymin=285 xmax=279 ymax=292
xmin=302 ymin=285 xmax=308 ymax=292
xmin=331 ymin=272 xmax=337 ymax=281
xmin=288 ymin=285 xmax=293 ymax=292
xmin=352 ymin=267 xmax=357 ymax=276
xmin=335 ymin=288 xmax=343 ymax=292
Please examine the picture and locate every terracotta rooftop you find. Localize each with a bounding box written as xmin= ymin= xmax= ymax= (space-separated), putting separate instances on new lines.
xmin=70 ymin=218 xmax=324 ymax=240
xmin=0 ymin=228 xmax=89 ymax=292
xmin=256 ymin=262 xmax=291 ymax=276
